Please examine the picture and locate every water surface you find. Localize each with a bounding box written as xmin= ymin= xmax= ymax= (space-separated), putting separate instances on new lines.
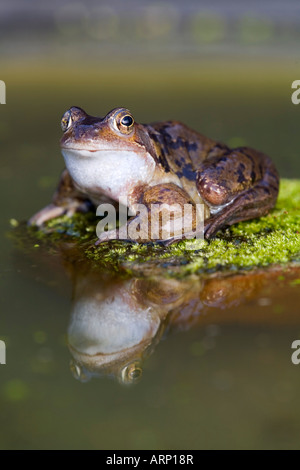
xmin=1 ymin=60 xmax=300 ymax=449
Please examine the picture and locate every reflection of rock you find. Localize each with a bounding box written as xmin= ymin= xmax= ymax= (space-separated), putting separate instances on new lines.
xmin=66 ymin=263 xmax=300 ymax=384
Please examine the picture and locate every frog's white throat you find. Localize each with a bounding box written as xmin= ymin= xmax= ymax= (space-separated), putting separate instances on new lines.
xmin=61 ymin=148 xmax=155 ymax=202
xmin=67 ymin=292 xmax=160 ymax=357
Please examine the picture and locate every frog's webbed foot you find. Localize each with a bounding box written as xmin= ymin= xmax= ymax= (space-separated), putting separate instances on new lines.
xmin=161 ymin=230 xmax=204 ymax=246
xmin=28 ymin=204 xmax=67 ymax=227
xmin=95 ymin=229 xmax=118 ymax=245
xmin=29 ymin=168 xmax=94 ymax=227
xmin=95 ymin=223 xmax=138 ymax=245
xmin=28 ymin=200 xmax=91 ymax=227
xmin=152 ymin=235 xmax=183 ymax=247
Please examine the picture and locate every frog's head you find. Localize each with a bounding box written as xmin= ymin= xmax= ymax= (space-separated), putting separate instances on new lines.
xmin=60 ymin=106 xmax=157 ymax=201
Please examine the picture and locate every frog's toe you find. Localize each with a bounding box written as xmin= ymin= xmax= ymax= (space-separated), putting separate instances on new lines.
xmin=95 ymin=229 xmax=118 ymax=245
xmin=203 ymin=215 xmax=225 ymax=239
xmin=28 ymin=204 xmax=66 ymax=227
xmin=95 ymin=234 xmax=110 ymax=245
xmin=160 ymin=237 xmax=177 ymax=247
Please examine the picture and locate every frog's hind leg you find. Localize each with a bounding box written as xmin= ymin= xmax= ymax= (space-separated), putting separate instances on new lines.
xmin=203 ymin=182 xmax=278 ymax=238
xmin=196 ymin=147 xmax=279 ymax=239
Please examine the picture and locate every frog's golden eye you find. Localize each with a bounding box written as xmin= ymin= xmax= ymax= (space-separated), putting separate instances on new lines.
xmin=116 ymin=113 xmax=135 ymax=134
xmin=61 ymin=107 xmax=87 ymax=132
xmin=61 ymin=110 xmax=72 ymax=132
xmin=120 ymin=361 xmax=142 ymax=384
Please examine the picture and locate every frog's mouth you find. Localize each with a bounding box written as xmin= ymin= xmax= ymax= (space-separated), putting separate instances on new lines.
xmin=61 ymin=147 xmax=123 ymax=156
xmin=60 ymin=147 xmax=155 ymax=167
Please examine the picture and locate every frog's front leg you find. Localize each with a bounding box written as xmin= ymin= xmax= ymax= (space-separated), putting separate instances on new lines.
xmin=196 ymin=147 xmax=279 ymax=238
xmin=29 ymin=168 xmax=93 ymax=226
xmin=96 ymin=183 xmax=201 ymax=244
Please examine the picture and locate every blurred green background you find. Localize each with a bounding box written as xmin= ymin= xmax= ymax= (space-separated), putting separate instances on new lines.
xmin=1 ymin=0 xmax=300 ymax=450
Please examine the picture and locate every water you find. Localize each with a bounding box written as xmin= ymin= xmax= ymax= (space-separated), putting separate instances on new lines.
xmin=1 ymin=57 xmax=300 ymax=449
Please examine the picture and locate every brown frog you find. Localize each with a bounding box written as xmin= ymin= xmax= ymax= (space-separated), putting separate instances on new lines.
xmin=29 ymin=106 xmax=279 ymax=242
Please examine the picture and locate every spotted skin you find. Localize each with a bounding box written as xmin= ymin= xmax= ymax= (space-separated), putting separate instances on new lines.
xmin=146 ymin=121 xmax=279 ymax=238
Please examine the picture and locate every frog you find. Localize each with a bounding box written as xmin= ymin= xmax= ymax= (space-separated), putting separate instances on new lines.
xmin=29 ymin=106 xmax=279 ymax=243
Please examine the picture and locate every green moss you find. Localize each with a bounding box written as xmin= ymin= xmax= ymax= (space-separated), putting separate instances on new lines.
xmin=18 ymin=179 xmax=300 ymax=276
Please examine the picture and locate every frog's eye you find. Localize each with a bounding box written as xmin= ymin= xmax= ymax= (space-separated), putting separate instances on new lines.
xmin=120 ymin=361 xmax=142 ymax=384
xmin=116 ymin=113 xmax=135 ymax=134
xmin=61 ymin=107 xmax=87 ymax=132
xmin=121 ymin=115 xmax=134 ymax=127
xmin=61 ymin=110 xmax=72 ymax=132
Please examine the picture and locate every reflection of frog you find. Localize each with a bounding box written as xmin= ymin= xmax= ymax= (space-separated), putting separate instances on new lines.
xmin=67 ymin=266 xmax=298 ymax=385
xmin=67 ymin=275 xmax=189 ymax=384
xmin=30 ymin=106 xmax=279 ymax=242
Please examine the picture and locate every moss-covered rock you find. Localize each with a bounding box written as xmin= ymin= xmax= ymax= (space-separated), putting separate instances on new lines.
xmin=21 ymin=178 xmax=300 ymax=276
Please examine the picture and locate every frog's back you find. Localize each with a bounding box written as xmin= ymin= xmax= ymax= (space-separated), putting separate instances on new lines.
xmin=147 ymin=120 xmax=219 ymax=176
